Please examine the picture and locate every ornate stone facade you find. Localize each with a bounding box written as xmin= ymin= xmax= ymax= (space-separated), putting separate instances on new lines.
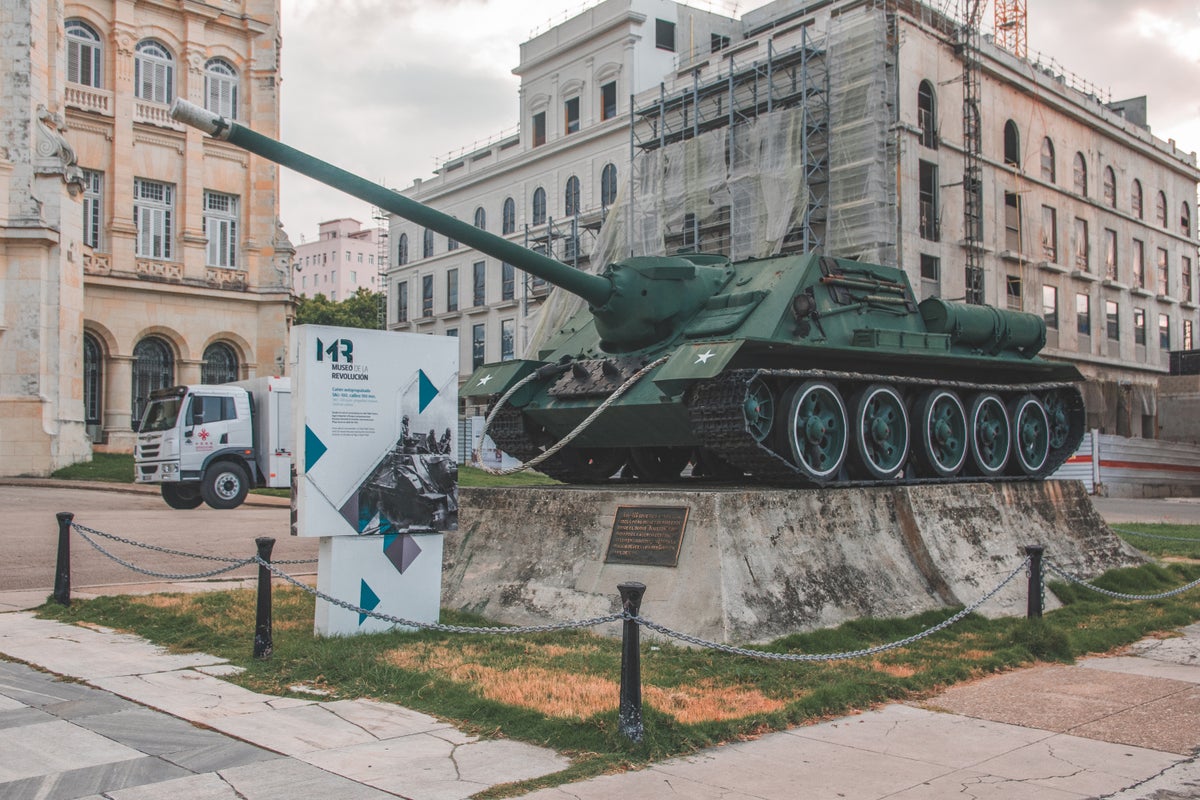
xmin=0 ymin=0 xmax=294 ymax=475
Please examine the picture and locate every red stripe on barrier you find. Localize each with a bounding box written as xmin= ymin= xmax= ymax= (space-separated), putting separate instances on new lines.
xmin=1098 ymin=459 xmax=1200 ymax=474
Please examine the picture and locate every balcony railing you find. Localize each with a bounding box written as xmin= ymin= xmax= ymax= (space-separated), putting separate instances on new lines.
xmin=134 ymin=101 xmax=185 ymax=131
xmin=65 ymin=85 xmax=112 ymax=116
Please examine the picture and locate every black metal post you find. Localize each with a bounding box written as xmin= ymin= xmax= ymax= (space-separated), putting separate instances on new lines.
xmin=53 ymin=512 xmax=74 ymax=606
xmin=618 ymin=581 xmax=646 ymax=744
xmin=1026 ymin=545 xmax=1045 ymax=619
xmin=254 ymin=537 xmax=275 ymax=659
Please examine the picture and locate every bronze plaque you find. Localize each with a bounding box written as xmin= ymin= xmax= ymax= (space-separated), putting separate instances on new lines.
xmin=604 ymin=505 xmax=689 ymax=567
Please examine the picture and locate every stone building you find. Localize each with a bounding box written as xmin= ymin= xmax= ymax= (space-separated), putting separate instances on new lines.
xmin=292 ymin=218 xmax=383 ymax=300
xmin=0 ymin=0 xmax=292 ymax=475
xmin=385 ymin=0 xmax=1199 ymax=437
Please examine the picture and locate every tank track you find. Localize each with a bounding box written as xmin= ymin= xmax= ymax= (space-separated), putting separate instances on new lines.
xmin=488 ymin=404 xmax=622 ymax=484
xmin=687 ymin=368 xmax=1086 ymax=487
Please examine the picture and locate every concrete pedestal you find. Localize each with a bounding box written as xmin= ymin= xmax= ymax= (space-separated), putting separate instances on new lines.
xmin=444 ymin=481 xmax=1142 ymax=644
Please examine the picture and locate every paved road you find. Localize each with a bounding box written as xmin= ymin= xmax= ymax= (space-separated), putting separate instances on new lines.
xmin=0 ymin=484 xmax=314 ymax=593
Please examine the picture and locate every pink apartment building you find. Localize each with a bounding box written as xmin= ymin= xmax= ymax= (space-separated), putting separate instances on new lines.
xmin=293 ymin=218 xmax=384 ymax=300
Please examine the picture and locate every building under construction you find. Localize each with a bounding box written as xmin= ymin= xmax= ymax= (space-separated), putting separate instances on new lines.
xmin=388 ymin=0 xmax=1199 ymax=439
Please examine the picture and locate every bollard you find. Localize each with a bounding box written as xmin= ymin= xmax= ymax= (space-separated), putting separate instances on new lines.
xmin=254 ymin=537 xmax=275 ymax=659
xmin=1025 ymin=545 xmax=1045 ymax=619
xmin=53 ymin=512 xmax=74 ymax=606
xmin=617 ymin=581 xmax=646 ymax=744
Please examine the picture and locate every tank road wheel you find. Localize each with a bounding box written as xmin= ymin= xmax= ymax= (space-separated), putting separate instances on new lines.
xmin=968 ymin=393 xmax=1011 ymax=477
xmin=910 ymin=389 xmax=968 ymax=478
xmin=850 ymin=384 xmax=909 ymax=480
xmin=1042 ymin=389 xmax=1077 ymax=453
xmin=161 ymin=483 xmax=204 ymax=510
xmin=1009 ymin=394 xmax=1051 ymax=476
xmin=782 ymin=381 xmax=848 ymax=482
xmin=629 ymin=447 xmax=692 ymax=482
xmin=201 ymin=462 xmax=249 ymax=510
xmin=743 ymin=377 xmax=775 ymax=443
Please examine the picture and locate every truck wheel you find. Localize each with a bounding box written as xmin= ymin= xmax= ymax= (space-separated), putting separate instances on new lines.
xmin=161 ymin=483 xmax=204 ymax=509
xmin=201 ymin=462 xmax=250 ymax=509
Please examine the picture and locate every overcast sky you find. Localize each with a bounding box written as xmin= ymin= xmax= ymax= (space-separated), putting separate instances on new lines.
xmin=276 ymin=0 xmax=1200 ymax=243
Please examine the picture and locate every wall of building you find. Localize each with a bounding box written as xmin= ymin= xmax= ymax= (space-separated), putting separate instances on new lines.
xmin=293 ymin=218 xmax=382 ymax=300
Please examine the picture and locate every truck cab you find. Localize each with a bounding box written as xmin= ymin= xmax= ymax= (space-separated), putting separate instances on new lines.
xmin=135 ymin=377 xmax=291 ymax=509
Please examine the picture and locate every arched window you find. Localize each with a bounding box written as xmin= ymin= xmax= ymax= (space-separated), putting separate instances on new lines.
xmin=1157 ymin=191 xmax=1168 ymax=227
xmin=532 ymin=187 xmax=546 ymax=225
xmin=473 ymin=206 xmax=486 ymax=230
xmin=1103 ymin=166 xmax=1116 ymax=208
xmin=83 ymin=333 xmax=102 ymax=429
xmin=134 ymin=41 xmax=174 ymax=104
xmin=1131 ymin=180 xmax=1143 ymax=219
xmin=1040 ymin=137 xmax=1055 ymax=182
xmin=204 ymin=58 xmax=238 ymax=119
xmin=1003 ymin=120 xmax=1020 ymax=167
xmin=201 ymin=342 xmax=238 ymax=384
xmin=917 ymin=80 xmax=937 ymax=149
xmin=601 ymin=163 xmax=618 ymax=208
xmin=565 ymin=175 xmax=581 ymax=217
xmin=66 ymin=20 xmax=102 ymax=88
xmin=397 ymin=232 xmax=408 ymax=265
xmin=1073 ymin=152 xmax=1088 ymax=196
xmin=422 ymin=228 xmax=434 ymax=258
xmin=502 ymin=197 xmax=516 ymax=235
xmin=132 ymin=336 xmax=174 ymax=425
xmin=1183 ymin=201 xmax=1192 ymax=238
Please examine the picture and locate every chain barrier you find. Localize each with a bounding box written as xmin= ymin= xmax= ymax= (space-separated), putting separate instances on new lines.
xmin=627 ymin=557 xmax=1031 ymax=661
xmin=1045 ymin=558 xmax=1200 ymax=602
xmin=256 ymin=558 xmax=625 ymax=635
xmin=73 ymin=525 xmax=259 ymax=581
xmin=1112 ymin=526 xmax=1200 ymax=544
xmin=69 ymin=522 xmax=316 ymax=566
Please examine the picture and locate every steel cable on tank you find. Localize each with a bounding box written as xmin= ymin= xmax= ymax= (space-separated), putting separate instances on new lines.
xmin=472 ymin=356 xmax=670 ymax=476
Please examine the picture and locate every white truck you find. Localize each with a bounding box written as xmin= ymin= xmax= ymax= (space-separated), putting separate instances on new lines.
xmin=134 ymin=376 xmax=292 ymax=509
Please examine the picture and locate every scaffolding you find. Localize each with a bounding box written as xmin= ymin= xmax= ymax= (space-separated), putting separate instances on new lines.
xmin=372 ymin=202 xmax=390 ymax=328
xmin=959 ymin=1 xmax=985 ymax=304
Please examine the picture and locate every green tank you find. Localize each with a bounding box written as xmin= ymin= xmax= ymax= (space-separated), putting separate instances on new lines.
xmin=172 ymin=100 xmax=1085 ymax=486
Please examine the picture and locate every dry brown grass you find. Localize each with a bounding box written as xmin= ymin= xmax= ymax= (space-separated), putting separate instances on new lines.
xmin=382 ymin=644 xmax=785 ymax=723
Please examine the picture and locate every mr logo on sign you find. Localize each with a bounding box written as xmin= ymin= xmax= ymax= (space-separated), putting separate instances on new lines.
xmin=316 ymin=337 xmax=354 ymax=364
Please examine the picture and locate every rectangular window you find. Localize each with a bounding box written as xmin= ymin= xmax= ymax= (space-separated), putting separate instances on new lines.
xmin=918 ymin=161 xmax=938 ymax=241
xmin=564 ymin=97 xmax=580 ymax=134
xmin=1006 ymin=274 xmax=1022 ymax=310
xmin=920 ymin=254 xmax=940 ymax=281
xmin=203 ymin=192 xmax=239 ymax=268
xmin=655 ymin=18 xmax=676 ymax=51
xmin=711 ymin=33 xmax=730 ymax=52
xmin=446 ymin=328 xmax=458 ymax=338
xmin=532 ymin=112 xmax=546 ymax=147
xmin=1103 ymin=228 xmax=1117 ymax=280
xmin=1074 ymin=217 xmax=1089 ymax=271
xmin=357 ymin=253 xmax=363 ymax=263
xmin=501 ymin=319 xmax=514 ymax=361
xmin=501 ymin=262 xmax=514 ymax=301
xmin=345 ymin=250 xmax=351 ymax=261
xmin=396 ymin=280 xmax=408 ymax=323
xmin=1106 ymin=300 xmax=1120 ymax=340
xmin=421 ymin=274 xmax=433 ymax=317
xmin=1183 ymin=256 xmax=1193 ymax=304
xmin=473 ymin=261 xmax=486 ymax=306
xmin=350 ymin=270 xmax=357 ymax=283
xmin=1040 ymin=205 xmax=1057 ymax=262
xmin=446 ymin=268 xmax=458 ymax=312
xmin=1076 ymin=293 xmax=1091 ymax=336
xmin=205 ymin=68 xmax=237 ymax=118
xmin=1042 ymin=285 xmax=1058 ymax=330
xmin=82 ymin=169 xmax=103 ymax=249
xmin=1132 ymin=239 xmax=1145 ymax=288
xmin=472 ymin=323 xmax=486 ymax=369
xmin=1160 ymin=313 xmax=1171 ymax=349
xmin=134 ymin=178 xmax=174 ymax=260
xmin=1158 ymin=248 xmax=1170 ymax=296
xmin=1004 ymin=192 xmax=1021 ymax=253
xmin=965 ymin=266 xmax=983 ymax=305
xmin=1186 ymin=319 xmax=1194 ymax=350
xmin=600 ymin=81 xmax=617 ymax=121
xmin=1134 ymin=308 xmax=1146 ymax=345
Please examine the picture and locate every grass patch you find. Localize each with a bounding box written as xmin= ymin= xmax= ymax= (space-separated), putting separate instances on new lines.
xmin=1111 ymin=523 xmax=1200 ymax=561
xmin=49 ymin=453 xmax=556 ymax=490
xmin=36 ymin=543 xmax=1200 ymax=795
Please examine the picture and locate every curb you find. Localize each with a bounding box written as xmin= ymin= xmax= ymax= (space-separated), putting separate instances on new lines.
xmin=0 ymin=477 xmax=291 ymax=507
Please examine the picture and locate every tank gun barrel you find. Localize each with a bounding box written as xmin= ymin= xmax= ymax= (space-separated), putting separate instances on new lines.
xmin=170 ymin=99 xmax=613 ymax=309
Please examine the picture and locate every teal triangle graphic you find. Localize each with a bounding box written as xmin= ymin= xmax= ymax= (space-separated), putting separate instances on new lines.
xmin=305 ymin=425 xmax=327 ymax=471
xmin=383 ymin=534 xmax=398 ymax=552
xmin=359 ymin=580 xmax=380 ymax=626
xmin=418 ymin=370 xmax=438 ymax=413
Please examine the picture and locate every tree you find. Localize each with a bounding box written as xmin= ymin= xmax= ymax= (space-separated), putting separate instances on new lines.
xmin=295 ymin=288 xmax=382 ymax=330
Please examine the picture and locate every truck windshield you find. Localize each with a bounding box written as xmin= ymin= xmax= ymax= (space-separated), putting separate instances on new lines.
xmin=139 ymin=397 xmax=183 ymax=432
